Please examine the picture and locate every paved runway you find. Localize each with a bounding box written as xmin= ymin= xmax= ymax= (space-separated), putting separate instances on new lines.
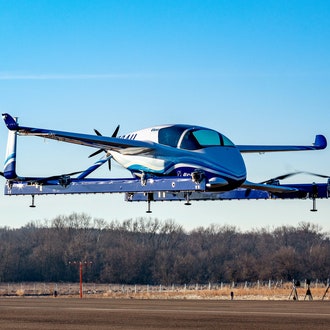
xmin=0 ymin=298 xmax=329 ymax=329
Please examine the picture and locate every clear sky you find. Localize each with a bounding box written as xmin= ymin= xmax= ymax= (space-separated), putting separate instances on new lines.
xmin=0 ymin=0 xmax=329 ymax=232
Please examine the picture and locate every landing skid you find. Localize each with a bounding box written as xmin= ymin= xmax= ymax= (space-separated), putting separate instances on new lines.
xmin=29 ymin=195 xmax=36 ymax=208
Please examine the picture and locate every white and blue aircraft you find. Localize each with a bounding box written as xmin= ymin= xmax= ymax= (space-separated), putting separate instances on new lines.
xmin=1 ymin=113 xmax=329 ymax=211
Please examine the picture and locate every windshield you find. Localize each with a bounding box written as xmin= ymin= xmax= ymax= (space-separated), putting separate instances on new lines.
xmin=180 ymin=129 xmax=234 ymax=150
xmin=158 ymin=126 xmax=188 ymax=147
xmin=158 ymin=126 xmax=234 ymax=150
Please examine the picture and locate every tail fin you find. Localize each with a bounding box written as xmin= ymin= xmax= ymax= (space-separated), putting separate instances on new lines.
xmin=3 ymin=119 xmax=18 ymax=179
xmin=314 ymin=134 xmax=327 ymax=150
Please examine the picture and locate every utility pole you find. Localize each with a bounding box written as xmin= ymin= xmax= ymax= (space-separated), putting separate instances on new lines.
xmin=69 ymin=261 xmax=92 ymax=298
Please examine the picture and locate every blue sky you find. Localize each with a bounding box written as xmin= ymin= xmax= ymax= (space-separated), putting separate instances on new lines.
xmin=0 ymin=0 xmax=330 ymax=231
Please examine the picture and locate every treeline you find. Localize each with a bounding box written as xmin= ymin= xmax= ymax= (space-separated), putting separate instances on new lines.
xmin=0 ymin=213 xmax=329 ymax=284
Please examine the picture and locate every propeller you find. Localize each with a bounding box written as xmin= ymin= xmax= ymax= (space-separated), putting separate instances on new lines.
xmin=260 ymin=171 xmax=330 ymax=184
xmin=259 ymin=171 xmax=330 ymax=212
xmin=37 ymin=171 xmax=83 ymax=183
xmin=1 ymin=170 xmax=83 ymax=188
xmin=88 ymin=125 xmax=120 ymax=171
xmin=301 ymin=171 xmax=330 ymax=179
xmin=260 ymin=172 xmax=302 ymax=184
xmin=25 ymin=171 xmax=84 ymax=187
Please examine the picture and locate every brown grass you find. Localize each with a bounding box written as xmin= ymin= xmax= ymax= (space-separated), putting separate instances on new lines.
xmin=0 ymin=282 xmax=329 ymax=300
xmin=102 ymin=286 xmax=328 ymax=301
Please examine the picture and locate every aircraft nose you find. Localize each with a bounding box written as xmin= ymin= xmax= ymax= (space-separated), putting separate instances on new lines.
xmin=202 ymin=146 xmax=246 ymax=190
xmin=198 ymin=146 xmax=246 ymax=180
xmin=231 ymin=154 xmax=247 ymax=182
xmin=221 ymin=147 xmax=246 ymax=180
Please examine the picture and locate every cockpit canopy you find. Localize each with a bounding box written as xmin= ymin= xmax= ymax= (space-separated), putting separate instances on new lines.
xmin=158 ymin=125 xmax=235 ymax=150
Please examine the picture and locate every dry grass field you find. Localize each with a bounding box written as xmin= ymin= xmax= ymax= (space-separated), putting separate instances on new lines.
xmin=1 ymin=282 xmax=329 ymax=301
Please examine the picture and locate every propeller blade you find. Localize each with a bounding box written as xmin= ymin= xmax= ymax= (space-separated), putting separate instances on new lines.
xmin=303 ymin=171 xmax=330 ymax=179
xmin=89 ymin=125 xmax=119 ymax=171
xmin=94 ymin=125 xmax=120 ymax=138
xmin=39 ymin=171 xmax=84 ymax=182
xmin=94 ymin=129 xmax=102 ymax=136
xmin=88 ymin=148 xmax=104 ymax=158
xmin=112 ymin=125 xmax=120 ymax=137
xmin=260 ymin=171 xmax=330 ymax=184
xmin=65 ymin=171 xmax=84 ymax=176
xmin=260 ymin=172 xmax=301 ymax=184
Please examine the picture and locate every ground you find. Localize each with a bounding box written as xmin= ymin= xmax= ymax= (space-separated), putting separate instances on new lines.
xmin=0 ymin=298 xmax=329 ymax=329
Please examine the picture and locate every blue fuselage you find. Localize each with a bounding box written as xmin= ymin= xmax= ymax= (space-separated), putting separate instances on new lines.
xmin=111 ymin=137 xmax=247 ymax=191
